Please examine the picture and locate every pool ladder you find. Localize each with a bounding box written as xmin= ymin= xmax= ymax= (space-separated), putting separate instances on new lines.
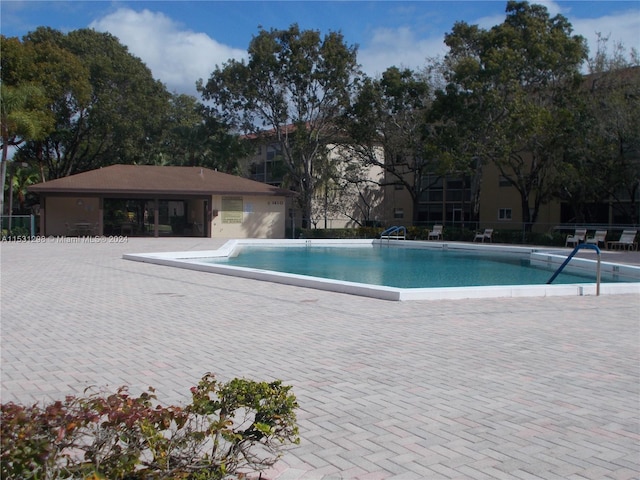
xmin=547 ymin=243 xmax=601 ymax=295
xmin=380 ymin=226 xmax=406 ymax=241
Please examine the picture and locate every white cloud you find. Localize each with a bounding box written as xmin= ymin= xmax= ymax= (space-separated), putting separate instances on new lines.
xmin=358 ymin=1 xmax=566 ymax=78
xmin=571 ymin=12 xmax=640 ymax=61
xmin=88 ymin=5 xmax=637 ymax=94
xmin=359 ymin=3 xmax=639 ymax=78
xmin=359 ymin=26 xmax=447 ymax=77
xmin=90 ymin=8 xmax=247 ymax=97
xmin=520 ymin=2 xmax=639 ymax=60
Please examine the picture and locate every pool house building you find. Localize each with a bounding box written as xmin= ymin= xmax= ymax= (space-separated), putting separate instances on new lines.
xmin=28 ymin=165 xmax=294 ymax=238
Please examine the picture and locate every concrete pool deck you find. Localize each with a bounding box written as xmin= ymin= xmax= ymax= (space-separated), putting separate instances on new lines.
xmin=1 ymin=238 xmax=639 ymax=479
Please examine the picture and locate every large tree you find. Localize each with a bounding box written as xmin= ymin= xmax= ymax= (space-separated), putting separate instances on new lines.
xmin=1 ymin=30 xmax=91 ymax=182
xmin=1 ymin=35 xmax=55 ymax=215
xmin=10 ymin=28 xmax=171 ymax=179
xmin=564 ymin=36 xmax=640 ymax=224
xmin=441 ymin=1 xmax=587 ymax=229
xmin=341 ymin=67 xmax=466 ymax=224
xmin=198 ymin=24 xmax=360 ymax=228
xmin=159 ymin=93 xmax=249 ymax=174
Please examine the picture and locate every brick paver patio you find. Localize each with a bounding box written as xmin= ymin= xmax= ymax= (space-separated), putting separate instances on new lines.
xmin=1 ymin=238 xmax=639 ymax=479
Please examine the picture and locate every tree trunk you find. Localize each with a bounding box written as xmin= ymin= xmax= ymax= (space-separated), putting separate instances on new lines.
xmin=1 ymin=134 xmax=8 ymax=216
xmin=300 ymin=193 xmax=312 ymax=229
xmin=521 ymin=194 xmax=532 ymax=232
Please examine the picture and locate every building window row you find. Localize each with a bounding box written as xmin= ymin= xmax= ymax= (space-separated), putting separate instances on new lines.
xmin=415 ymin=174 xmax=473 ymax=225
xmin=498 ymin=208 xmax=512 ymax=220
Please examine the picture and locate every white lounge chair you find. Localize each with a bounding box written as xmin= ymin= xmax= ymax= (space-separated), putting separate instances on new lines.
xmin=474 ymin=229 xmax=493 ymax=243
xmin=585 ymin=230 xmax=607 ymax=248
xmin=607 ymin=230 xmax=638 ymax=251
xmin=428 ymin=225 xmax=443 ymax=240
xmin=565 ymin=228 xmax=586 ymax=247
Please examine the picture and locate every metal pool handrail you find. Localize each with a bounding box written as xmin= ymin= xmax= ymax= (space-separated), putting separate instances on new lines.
xmin=380 ymin=226 xmax=406 ymax=240
xmin=547 ymin=243 xmax=601 ymax=295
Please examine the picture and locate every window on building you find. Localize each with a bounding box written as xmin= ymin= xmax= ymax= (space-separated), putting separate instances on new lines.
xmin=418 ymin=174 xmax=473 ymax=225
xmin=445 ymin=175 xmax=471 ymax=202
xmin=419 ymin=175 xmax=442 ymax=201
xmin=394 ymin=208 xmax=404 ymax=219
xmin=266 ymin=144 xmax=282 ymax=161
xmin=428 ymin=190 xmax=443 ymax=202
xmin=249 ymin=162 xmax=265 ymax=182
xmin=446 ymin=178 xmax=463 ymax=189
xmin=499 ymin=175 xmax=512 ymax=187
xmin=498 ymin=208 xmax=512 ymax=220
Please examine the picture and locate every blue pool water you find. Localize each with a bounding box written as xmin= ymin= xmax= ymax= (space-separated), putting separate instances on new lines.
xmin=205 ymin=246 xmax=615 ymax=289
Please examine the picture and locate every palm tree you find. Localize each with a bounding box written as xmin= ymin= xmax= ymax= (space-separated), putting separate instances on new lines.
xmin=10 ymin=165 xmax=39 ymax=212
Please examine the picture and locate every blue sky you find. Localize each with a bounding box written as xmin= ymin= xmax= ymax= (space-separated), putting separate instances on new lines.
xmin=2 ymin=1 xmax=639 ymax=96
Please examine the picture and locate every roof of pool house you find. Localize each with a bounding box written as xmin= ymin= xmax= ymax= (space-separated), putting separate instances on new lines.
xmin=29 ymin=165 xmax=295 ymax=197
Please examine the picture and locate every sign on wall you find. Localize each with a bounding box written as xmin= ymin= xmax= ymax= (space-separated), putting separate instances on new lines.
xmin=221 ymin=197 xmax=243 ymax=223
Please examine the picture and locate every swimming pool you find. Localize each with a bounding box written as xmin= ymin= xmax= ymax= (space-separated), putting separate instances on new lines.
xmin=203 ymin=245 xmax=629 ymax=288
xmin=124 ymin=239 xmax=640 ymax=301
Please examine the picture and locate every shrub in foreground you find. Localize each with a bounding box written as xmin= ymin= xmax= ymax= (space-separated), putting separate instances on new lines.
xmin=1 ymin=373 xmax=299 ymax=479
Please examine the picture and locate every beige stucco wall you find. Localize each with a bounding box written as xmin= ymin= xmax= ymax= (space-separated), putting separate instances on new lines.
xmin=382 ymin=182 xmax=414 ymax=227
xmin=241 ymin=141 xmax=386 ymax=229
xmin=479 ymin=162 xmax=561 ymax=233
xmin=478 ymin=164 xmax=521 ymax=230
xmin=380 ymin=159 xmax=562 ymax=232
xmin=209 ymin=195 xmax=287 ymax=239
xmin=44 ymin=196 xmax=101 ymax=236
xmin=313 ymin=144 xmax=385 ymax=229
xmin=40 ymin=195 xmax=287 ymax=238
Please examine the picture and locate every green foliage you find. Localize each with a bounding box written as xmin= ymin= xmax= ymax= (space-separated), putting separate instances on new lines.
xmin=0 ymin=74 xmax=55 ymax=214
xmin=563 ymin=36 xmax=640 ymax=224
xmin=5 ymin=28 xmax=172 ymax=180
xmin=440 ymin=1 xmax=589 ymax=229
xmin=342 ymin=67 xmax=451 ymax=224
xmin=1 ymin=374 xmax=299 ymax=480
xmin=159 ymin=94 xmax=249 ymax=173
xmin=3 ymin=9 xmax=637 ymax=228
xmin=0 ymin=83 xmax=53 ymax=146
xmin=4 ymin=28 xmax=249 ymax=181
xmin=301 ymin=227 xmax=382 ymax=239
xmin=199 ymin=23 xmax=361 ymax=228
xmin=4 ymin=225 xmax=30 ymax=237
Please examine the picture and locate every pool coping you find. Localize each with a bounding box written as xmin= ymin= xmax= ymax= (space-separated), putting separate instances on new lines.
xmin=123 ymin=239 xmax=640 ymax=301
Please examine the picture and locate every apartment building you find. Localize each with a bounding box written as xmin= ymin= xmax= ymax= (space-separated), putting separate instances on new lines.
xmin=240 ymin=138 xmax=386 ymax=229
